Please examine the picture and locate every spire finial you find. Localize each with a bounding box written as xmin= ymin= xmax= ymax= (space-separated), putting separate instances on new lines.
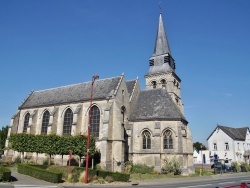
xmin=159 ymin=1 xmax=162 ymax=14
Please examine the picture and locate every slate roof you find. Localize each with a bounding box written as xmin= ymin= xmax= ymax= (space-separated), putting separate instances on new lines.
xmin=129 ymin=88 xmax=186 ymax=122
xmin=126 ymin=80 xmax=136 ymax=98
xmin=19 ymin=76 xmax=122 ymax=109
xmin=207 ymin=125 xmax=249 ymax=141
xmin=153 ymin=13 xmax=171 ymax=56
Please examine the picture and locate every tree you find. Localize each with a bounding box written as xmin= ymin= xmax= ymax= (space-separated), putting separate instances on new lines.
xmin=72 ymin=135 xmax=96 ymax=167
xmin=42 ymin=134 xmax=60 ymax=165
xmin=9 ymin=133 xmax=30 ymax=161
xmin=0 ymin=126 xmax=8 ymax=150
xmin=55 ymin=135 xmax=73 ymax=166
xmin=193 ymin=142 xmax=206 ymax=151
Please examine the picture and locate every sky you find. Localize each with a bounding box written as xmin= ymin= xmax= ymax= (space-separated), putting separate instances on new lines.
xmin=0 ymin=0 xmax=250 ymax=146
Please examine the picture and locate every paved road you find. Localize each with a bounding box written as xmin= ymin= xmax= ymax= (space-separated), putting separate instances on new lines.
xmin=1 ymin=169 xmax=250 ymax=188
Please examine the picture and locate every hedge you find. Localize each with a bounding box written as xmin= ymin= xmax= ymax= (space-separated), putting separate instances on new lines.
xmin=97 ymin=170 xmax=130 ymax=182
xmin=0 ymin=165 xmax=11 ymax=181
xmin=17 ymin=164 xmax=62 ymax=183
xmin=69 ymin=167 xmax=130 ymax=182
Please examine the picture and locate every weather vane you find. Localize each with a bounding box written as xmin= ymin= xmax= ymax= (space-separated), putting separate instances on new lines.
xmin=159 ymin=1 xmax=162 ymax=14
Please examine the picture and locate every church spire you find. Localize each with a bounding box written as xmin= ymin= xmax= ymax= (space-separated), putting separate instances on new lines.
xmin=153 ymin=13 xmax=171 ymax=56
xmin=145 ymin=12 xmax=183 ymax=114
xmin=146 ymin=13 xmax=175 ymax=76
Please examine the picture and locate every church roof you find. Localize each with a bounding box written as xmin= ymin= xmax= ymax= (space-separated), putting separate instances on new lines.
xmin=126 ymin=80 xmax=136 ymax=98
xmin=207 ymin=125 xmax=249 ymax=141
xmin=19 ymin=76 xmax=122 ymax=109
xmin=129 ymin=88 xmax=186 ymax=122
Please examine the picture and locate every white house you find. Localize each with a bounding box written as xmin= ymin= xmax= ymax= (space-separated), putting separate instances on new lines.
xmin=207 ymin=125 xmax=250 ymax=164
xmin=193 ymin=149 xmax=210 ymax=164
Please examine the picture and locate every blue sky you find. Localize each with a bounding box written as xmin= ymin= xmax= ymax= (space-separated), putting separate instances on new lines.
xmin=1 ymin=0 xmax=250 ymax=146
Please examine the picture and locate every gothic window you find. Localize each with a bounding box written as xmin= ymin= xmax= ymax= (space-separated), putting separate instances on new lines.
xmin=151 ymin=81 xmax=157 ymax=89
xmin=163 ymin=130 xmax=173 ymax=149
xmin=23 ymin=113 xmax=30 ymax=133
xmin=63 ymin=108 xmax=73 ymax=135
xmin=41 ymin=110 xmax=50 ymax=134
xmin=90 ymin=105 xmax=100 ymax=138
xmin=142 ymin=130 xmax=151 ymax=149
xmin=160 ymin=79 xmax=166 ymax=88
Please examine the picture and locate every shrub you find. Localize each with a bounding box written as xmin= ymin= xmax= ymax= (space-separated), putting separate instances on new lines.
xmin=124 ymin=161 xmax=133 ymax=174
xmin=0 ymin=165 xmax=11 ymax=181
xmin=105 ymin=175 xmax=114 ymax=183
xmin=13 ymin=156 xmax=21 ymax=164
xmin=131 ymin=163 xmax=154 ymax=174
xmin=97 ymin=170 xmax=130 ymax=182
xmin=231 ymin=162 xmax=241 ymax=172
xmin=43 ymin=158 xmax=49 ymax=165
xmin=97 ymin=177 xmax=105 ymax=184
xmin=17 ymin=164 xmax=62 ymax=183
xmin=161 ymin=156 xmax=181 ymax=175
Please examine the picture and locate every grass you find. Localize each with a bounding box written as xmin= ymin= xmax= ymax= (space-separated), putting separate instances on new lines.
xmin=130 ymin=168 xmax=215 ymax=180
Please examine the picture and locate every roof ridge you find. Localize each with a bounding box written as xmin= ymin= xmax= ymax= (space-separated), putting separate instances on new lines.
xmin=33 ymin=76 xmax=122 ymax=93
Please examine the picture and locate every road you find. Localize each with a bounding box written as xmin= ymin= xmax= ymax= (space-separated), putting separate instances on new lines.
xmin=0 ymin=172 xmax=250 ymax=188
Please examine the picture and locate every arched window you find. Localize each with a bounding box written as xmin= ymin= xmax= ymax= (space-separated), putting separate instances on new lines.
xmin=63 ymin=108 xmax=73 ymax=135
xmin=90 ymin=106 xmax=100 ymax=138
xmin=161 ymin=79 xmax=166 ymax=88
xmin=41 ymin=110 xmax=50 ymax=134
xmin=23 ymin=113 xmax=30 ymax=133
xmin=163 ymin=130 xmax=173 ymax=149
xmin=142 ymin=130 xmax=151 ymax=149
xmin=151 ymin=81 xmax=157 ymax=89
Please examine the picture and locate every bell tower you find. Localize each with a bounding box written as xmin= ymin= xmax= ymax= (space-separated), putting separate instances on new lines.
xmin=144 ymin=13 xmax=184 ymax=113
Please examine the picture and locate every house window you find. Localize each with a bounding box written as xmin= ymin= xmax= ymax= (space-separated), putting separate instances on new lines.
xmin=63 ymin=108 xmax=73 ymax=135
xmin=237 ymin=143 xmax=240 ymax=150
xmin=163 ymin=130 xmax=173 ymax=149
xmin=90 ymin=106 xmax=100 ymax=138
xmin=23 ymin=113 xmax=30 ymax=133
xmin=41 ymin=110 xmax=50 ymax=134
xmin=225 ymin=142 xmax=229 ymax=150
xmin=213 ymin=143 xmax=217 ymax=150
xmin=142 ymin=130 xmax=151 ymax=149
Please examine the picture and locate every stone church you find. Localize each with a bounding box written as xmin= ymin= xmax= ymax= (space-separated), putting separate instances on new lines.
xmin=6 ymin=13 xmax=194 ymax=174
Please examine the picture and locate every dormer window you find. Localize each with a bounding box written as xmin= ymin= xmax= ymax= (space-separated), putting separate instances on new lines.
xmin=164 ymin=56 xmax=169 ymax=64
xmin=149 ymin=59 xmax=154 ymax=66
xmin=151 ymin=81 xmax=157 ymax=89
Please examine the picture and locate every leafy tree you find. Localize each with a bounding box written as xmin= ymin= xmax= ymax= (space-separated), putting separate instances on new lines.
xmin=41 ymin=134 xmax=60 ymax=165
xmin=193 ymin=142 xmax=206 ymax=151
xmin=32 ymin=134 xmax=45 ymax=164
xmin=0 ymin=126 xmax=8 ymax=150
xmin=73 ymin=135 xmax=96 ymax=167
xmin=9 ymin=133 xmax=30 ymax=161
xmin=55 ymin=135 xmax=73 ymax=165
